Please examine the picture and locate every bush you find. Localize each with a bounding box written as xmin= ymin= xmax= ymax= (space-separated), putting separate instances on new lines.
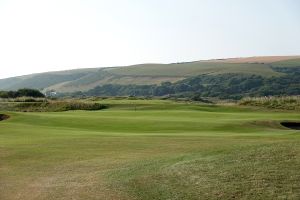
xmin=0 ymin=89 xmax=45 ymax=98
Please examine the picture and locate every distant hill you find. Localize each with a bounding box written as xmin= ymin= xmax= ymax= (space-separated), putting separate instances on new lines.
xmin=205 ymin=56 xmax=300 ymax=63
xmin=0 ymin=56 xmax=299 ymax=94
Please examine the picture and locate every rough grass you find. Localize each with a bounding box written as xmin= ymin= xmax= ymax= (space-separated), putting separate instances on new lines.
xmin=0 ymin=97 xmax=46 ymax=102
xmin=0 ymin=100 xmax=107 ymax=112
xmin=0 ymin=100 xmax=300 ymax=199
xmin=239 ymin=96 xmax=300 ymax=110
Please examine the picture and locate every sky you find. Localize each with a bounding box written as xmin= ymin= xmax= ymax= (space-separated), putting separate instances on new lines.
xmin=0 ymin=0 xmax=300 ymax=79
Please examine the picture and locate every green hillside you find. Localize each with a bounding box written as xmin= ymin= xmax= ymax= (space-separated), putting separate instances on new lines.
xmin=0 ymin=68 xmax=98 ymax=91
xmin=106 ymin=62 xmax=279 ymax=77
xmin=0 ymin=56 xmax=299 ymax=93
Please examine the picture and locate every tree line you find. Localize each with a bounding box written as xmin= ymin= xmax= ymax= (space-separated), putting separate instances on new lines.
xmin=0 ymin=89 xmax=45 ymax=98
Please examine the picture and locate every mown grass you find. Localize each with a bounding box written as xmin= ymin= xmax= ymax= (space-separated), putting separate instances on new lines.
xmin=0 ymin=100 xmax=299 ymax=199
xmin=109 ymin=142 xmax=300 ymax=200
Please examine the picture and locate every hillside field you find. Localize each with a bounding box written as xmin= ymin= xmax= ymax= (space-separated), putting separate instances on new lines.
xmin=0 ymin=56 xmax=299 ymax=93
xmin=0 ymin=100 xmax=300 ymax=199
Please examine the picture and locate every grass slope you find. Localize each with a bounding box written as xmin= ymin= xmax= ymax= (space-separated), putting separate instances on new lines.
xmin=0 ymin=56 xmax=299 ymax=93
xmin=0 ymin=100 xmax=300 ymax=199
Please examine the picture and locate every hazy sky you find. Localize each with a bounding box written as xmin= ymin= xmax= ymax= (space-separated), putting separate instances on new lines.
xmin=0 ymin=0 xmax=300 ymax=79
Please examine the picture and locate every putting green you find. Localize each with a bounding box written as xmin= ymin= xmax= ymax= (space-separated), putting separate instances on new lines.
xmin=0 ymin=101 xmax=299 ymax=199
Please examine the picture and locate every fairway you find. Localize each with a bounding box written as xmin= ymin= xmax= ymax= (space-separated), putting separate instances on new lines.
xmin=1 ymin=101 xmax=300 ymax=199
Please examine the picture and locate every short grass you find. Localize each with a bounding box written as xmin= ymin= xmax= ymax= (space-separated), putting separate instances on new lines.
xmin=0 ymin=100 xmax=300 ymax=200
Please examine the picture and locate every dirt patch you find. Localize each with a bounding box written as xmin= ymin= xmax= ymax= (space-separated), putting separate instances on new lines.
xmin=281 ymin=122 xmax=300 ymax=130
xmin=0 ymin=114 xmax=9 ymax=121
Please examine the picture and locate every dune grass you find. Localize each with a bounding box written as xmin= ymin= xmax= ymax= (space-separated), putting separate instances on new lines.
xmin=0 ymin=100 xmax=300 ymax=199
xmin=0 ymin=100 xmax=107 ymax=112
xmin=240 ymin=96 xmax=300 ymax=110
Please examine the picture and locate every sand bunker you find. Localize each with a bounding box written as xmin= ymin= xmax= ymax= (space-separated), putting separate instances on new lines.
xmin=0 ymin=114 xmax=9 ymax=121
xmin=281 ymin=122 xmax=300 ymax=130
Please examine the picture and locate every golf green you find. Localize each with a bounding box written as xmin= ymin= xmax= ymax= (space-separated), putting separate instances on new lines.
xmin=0 ymin=101 xmax=299 ymax=199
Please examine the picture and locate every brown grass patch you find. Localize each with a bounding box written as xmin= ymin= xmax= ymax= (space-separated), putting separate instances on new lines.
xmin=205 ymin=56 xmax=300 ymax=64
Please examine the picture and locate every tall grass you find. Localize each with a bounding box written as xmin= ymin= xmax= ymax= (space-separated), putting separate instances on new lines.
xmin=0 ymin=100 xmax=108 ymax=112
xmin=239 ymin=96 xmax=300 ymax=110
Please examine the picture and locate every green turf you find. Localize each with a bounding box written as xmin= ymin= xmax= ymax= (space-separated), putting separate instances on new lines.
xmin=0 ymin=100 xmax=300 ymax=199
